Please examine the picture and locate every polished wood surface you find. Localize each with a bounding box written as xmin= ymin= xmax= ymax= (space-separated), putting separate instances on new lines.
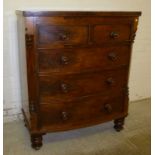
xmin=38 ymin=46 xmax=130 ymax=74
xmin=16 ymin=11 xmax=141 ymax=150
xmin=16 ymin=11 xmax=141 ymax=17
xmin=39 ymin=68 xmax=128 ymax=103
xmin=40 ymin=94 xmax=125 ymax=130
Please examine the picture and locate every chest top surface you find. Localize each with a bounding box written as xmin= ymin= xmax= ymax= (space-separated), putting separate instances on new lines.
xmin=16 ymin=10 xmax=141 ymax=17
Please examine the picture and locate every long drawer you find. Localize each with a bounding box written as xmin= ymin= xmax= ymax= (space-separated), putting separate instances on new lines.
xmin=39 ymin=94 xmax=126 ymax=131
xmin=39 ymin=68 xmax=128 ymax=103
xmin=38 ymin=46 xmax=130 ymax=74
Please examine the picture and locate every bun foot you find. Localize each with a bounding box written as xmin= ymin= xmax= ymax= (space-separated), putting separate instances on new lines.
xmin=31 ymin=134 xmax=43 ymax=150
xmin=114 ymin=117 xmax=125 ymax=132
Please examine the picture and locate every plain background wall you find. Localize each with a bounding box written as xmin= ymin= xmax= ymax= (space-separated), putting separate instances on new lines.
xmin=3 ymin=0 xmax=151 ymax=122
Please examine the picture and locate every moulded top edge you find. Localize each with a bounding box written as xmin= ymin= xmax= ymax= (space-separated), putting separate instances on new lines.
xmin=16 ymin=10 xmax=142 ymax=17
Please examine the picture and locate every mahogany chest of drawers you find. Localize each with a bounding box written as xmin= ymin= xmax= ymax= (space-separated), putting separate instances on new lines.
xmin=16 ymin=11 xmax=141 ymax=150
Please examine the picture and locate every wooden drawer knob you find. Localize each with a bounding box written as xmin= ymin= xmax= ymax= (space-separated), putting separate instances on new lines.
xmin=104 ymin=104 xmax=112 ymax=113
xmin=61 ymin=55 xmax=70 ymax=65
xmin=108 ymin=52 xmax=117 ymax=61
xmin=61 ymin=111 xmax=68 ymax=121
xmin=59 ymin=33 xmax=69 ymax=41
xmin=60 ymin=83 xmax=69 ymax=93
xmin=106 ymin=77 xmax=115 ymax=85
xmin=110 ymin=32 xmax=119 ymax=39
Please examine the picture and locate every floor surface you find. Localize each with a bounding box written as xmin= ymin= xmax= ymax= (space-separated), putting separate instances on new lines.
xmin=4 ymin=99 xmax=151 ymax=155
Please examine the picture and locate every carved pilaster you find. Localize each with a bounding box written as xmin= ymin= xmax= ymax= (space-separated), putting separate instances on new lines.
xmin=122 ymin=86 xmax=129 ymax=99
xmin=123 ymin=86 xmax=129 ymax=96
xmin=25 ymin=34 xmax=34 ymax=49
xmin=29 ymin=101 xmax=36 ymax=113
xmin=131 ymin=18 xmax=139 ymax=42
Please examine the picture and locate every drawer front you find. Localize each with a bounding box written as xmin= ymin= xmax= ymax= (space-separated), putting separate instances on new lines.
xmin=35 ymin=16 xmax=133 ymax=48
xmin=36 ymin=25 xmax=88 ymax=48
xmin=38 ymin=46 xmax=130 ymax=74
xmin=39 ymin=68 xmax=128 ymax=103
xmin=40 ymin=95 xmax=125 ymax=130
xmin=93 ymin=24 xmax=131 ymax=43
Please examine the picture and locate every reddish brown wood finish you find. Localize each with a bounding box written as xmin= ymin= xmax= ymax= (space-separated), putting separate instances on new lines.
xmin=37 ymin=25 xmax=88 ymax=48
xmin=16 ymin=11 xmax=141 ymax=150
xmin=39 ymin=68 xmax=128 ymax=103
xmin=94 ymin=24 xmax=131 ymax=42
xmin=40 ymin=94 xmax=125 ymax=131
xmin=38 ymin=46 xmax=130 ymax=74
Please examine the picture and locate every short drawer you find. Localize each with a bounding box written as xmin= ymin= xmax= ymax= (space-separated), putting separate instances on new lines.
xmin=39 ymin=94 xmax=126 ymax=130
xmin=36 ymin=25 xmax=88 ymax=48
xmin=39 ymin=68 xmax=128 ymax=103
xmin=38 ymin=46 xmax=130 ymax=74
xmin=93 ymin=24 xmax=131 ymax=43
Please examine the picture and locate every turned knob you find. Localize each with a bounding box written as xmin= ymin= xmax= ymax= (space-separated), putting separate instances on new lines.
xmin=104 ymin=104 xmax=112 ymax=113
xmin=60 ymin=83 xmax=69 ymax=93
xmin=108 ymin=52 xmax=117 ymax=61
xmin=106 ymin=77 xmax=115 ymax=85
xmin=110 ymin=32 xmax=119 ymax=39
xmin=61 ymin=55 xmax=70 ymax=65
xmin=59 ymin=33 xmax=69 ymax=41
xmin=61 ymin=111 xmax=68 ymax=120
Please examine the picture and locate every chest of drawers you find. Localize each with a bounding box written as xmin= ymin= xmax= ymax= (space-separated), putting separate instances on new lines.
xmin=16 ymin=11 xmax=141 ymax=150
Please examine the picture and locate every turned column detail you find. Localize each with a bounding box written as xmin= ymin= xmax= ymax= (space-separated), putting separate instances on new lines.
xmin=31 ymin=134 xmax=43 ymax=150
xmin=114 ymin=117 xmax=125 ymax=132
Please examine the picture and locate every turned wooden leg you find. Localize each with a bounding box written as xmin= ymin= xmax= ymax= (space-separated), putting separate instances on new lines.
xmin=114 ymin=117 xmax=125 ymax=132
xmin=31 ymin=134 xmax=43 ymax=150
